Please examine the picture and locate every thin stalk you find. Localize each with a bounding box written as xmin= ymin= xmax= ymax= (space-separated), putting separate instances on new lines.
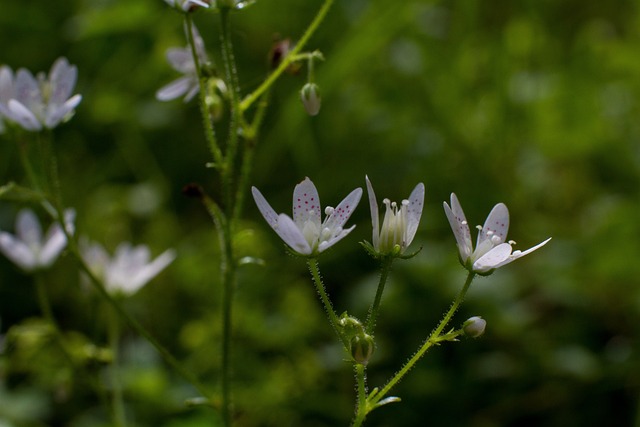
xmin=17 ymin=138 xmax=41 ymax=192
xmin=364 ymin=256 xmax=393 ymax=334
xmin=306 ymin=258 xmax=349 ymax=350
xmin=107 ymin=306 xmax=127 ymax=427
xmin=231 ymin=93 xmax=268 ymax=222
xmin=352 ymin=363 xmax=368 ymax=427
xmin=239 ymin=0 xmax=336 ymax=111
xmin=185 ymin=14 xmax=223 ymax=168
xmin=200 ymin=194 xmax=235 ymax=427
xmin=372 ymin=272 xmax=475 ymax=405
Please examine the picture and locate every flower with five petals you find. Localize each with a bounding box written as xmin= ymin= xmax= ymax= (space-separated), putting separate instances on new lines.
xmin=365 ymin=176 xmax=425 ymax=257
xmin=252 ymin=177 xmax=362 ymax=256
xmin=443 ymin=193 xmax=551 ymax=274
xmin=81 ymin=240 xmax=176 ymax=296
xmin=6 ymin=57 xmax=82 ymax=132
xmin=0 ymin=209 xmax=75 ymax=272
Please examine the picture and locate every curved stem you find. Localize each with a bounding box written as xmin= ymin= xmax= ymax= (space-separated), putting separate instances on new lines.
xmin=306 ymin=258 xmax=349 ymax=350
xmin=185 ymin=14 xmax=223 ymax=168
xmin=364 ymin=256 xmax=393 ymax=334
xmin=239 ymin=0 xmax=335 ymax=111
xmin=372 ymin=272 xmax=475 ymax=405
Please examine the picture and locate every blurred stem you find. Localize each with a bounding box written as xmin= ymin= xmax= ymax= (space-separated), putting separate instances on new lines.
xmin=38 ymin=130 xmax=63 ymax=207
xmin=185 ymin=14 xmax=223 ymax=169
xmin=369 ymin=272 xmax=475 ymax=408
xmin=200 ymin=193 xmax=235 ymax=427
xmin=239 ymin=0 xmax=335 ymax=111
xmin=17 ymin=137 xmax=41 ymax=192
xmin=364 ymin=256 xmax=393 ymax=335
xmin=219 ymin=8 xmax=242 ymax=212
xmin=307 ymin=258 xmax=349 ymax=350
xmin=352 ymin=363 xmax=368 ymax=427
xmin=107 ymin=305 xmax=127 ymax=427
xmin=232 ymin=93 xmax=268 ymax=222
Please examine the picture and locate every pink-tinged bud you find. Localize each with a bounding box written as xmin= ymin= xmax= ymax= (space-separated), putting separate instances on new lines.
xmin=463 ymin=316 xmax=486 ymax=338
xmin=300 ymin=83 xmax=321 ymax=116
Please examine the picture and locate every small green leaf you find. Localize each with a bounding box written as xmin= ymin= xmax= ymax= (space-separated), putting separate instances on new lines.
xmin=0 ymin=182 xmax=45 ymax=203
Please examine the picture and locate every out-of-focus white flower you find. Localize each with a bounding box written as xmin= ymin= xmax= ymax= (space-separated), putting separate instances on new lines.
xmin=463 ymin=316 xmax=486 ymax=338
xmin=365 ymin=176 xmax=424 ymax=256
xmin=156 ymin=25 xmax=208 ymax=102
xmin=0 ymin=209 xmax=75 ymax=272
xmin=252 ymin=177 xmax=362 ymax=256
xmin=81 ymin=240 xmax=176 ymax=296
xmin=443 ymin=193 xmax=551 ymax=274
xmin=300 ymin=83 xmax=321 ymax=116
xmin=164 ymin=0 xmax=210 ymax=11
xmin=5 ymin=57 xmax=82 ymax=132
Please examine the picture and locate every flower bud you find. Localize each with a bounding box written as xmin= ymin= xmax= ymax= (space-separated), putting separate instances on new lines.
xmin=300 ymin=83 xmax=321 ymax=116
xmin=350 ymin=333 xmax=375 ymax=365
xmin=463 ymin=316 xmax=486 ymax=338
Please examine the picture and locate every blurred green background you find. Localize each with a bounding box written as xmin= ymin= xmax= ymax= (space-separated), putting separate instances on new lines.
xmin=1 ymin=0 xmax=640 ymax=426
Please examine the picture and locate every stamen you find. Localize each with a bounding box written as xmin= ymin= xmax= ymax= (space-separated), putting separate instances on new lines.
xmin=476 ymin=225 xmax=482 ymax=230
xmin=325 ymin=206 xmax=334 ymax=216
xmin=461 ymin=220 xmax=468 ymax=225
xmin=487 ymin=230 xmax=494 ymax=236
xmin=512 ymin=250 xmax=522 ymax=256
xmin=490 ymin=235 xmax=502 ymax=245
xmin=508 ymin=240 xmax=516 ymax=245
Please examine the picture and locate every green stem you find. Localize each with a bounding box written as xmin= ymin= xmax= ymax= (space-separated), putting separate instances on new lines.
xmin=352 ymin=363 xmax=368 ymax=427
xmin=239 ymin=0 xmax=335 ymax=111
xmin=185 ymin=14 xmax=223 ymax=168
xmin=219 ymin=8 xmax=243 ymax=213
xmin=200 ymin=194 xmax=235 ymax=427
xmin=372 ymin=272 xmax=475 ymax=405
xmin=107 ymin=306 xmax=127 ymax=427
xmin=17 ymin=137 xmax=41 ymax=192
xmin=364 ymin=256 xmax=393 ymax=334
xmin=306 ymin=258 xmax=349 ymax=350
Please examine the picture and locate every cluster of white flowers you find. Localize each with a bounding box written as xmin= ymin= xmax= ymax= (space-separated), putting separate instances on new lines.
xmin=0 ymin=208 xmax=175 ymax=296
xmin=0 ymin=57 xmax=82 ymax=132
xmin=253 ymin=177 xmax=550 ymax=274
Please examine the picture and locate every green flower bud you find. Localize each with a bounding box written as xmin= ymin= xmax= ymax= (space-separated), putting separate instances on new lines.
xmin=350 ymin=333 xmax=375 ymax=365
xmin=300 ymin=83 xmax=321 ymax=116
xmin=463 ymin=316 xmax=486 ymax=338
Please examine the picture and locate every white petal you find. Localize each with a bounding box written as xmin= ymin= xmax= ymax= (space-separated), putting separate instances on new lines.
xmin=39 ymin=223 xmax=67 ymax=267
xmin=0 ymin=66 xmax=14 ymax=104
xmin=472 ymin=242 xmax=513 ymax=273
xmin=477 ymin=203 xmax=509 ymax=249
xmin=16 ymin=209 xmax=42 ymax=247
xmin=45 ymin=94 xmax=81 ymax=128
xmin=14 ymin=69 xmax=40 ymax=108
xmin=166 ymin=48 xmax=195 ymax=74
xmin=405 ymin=182 xmax=425 ymax=247
xmin=49 ymin=57 xmax=77 ymax=106
xmin=365 ymin=176 xmax=380 ymax=248
xmin=156 ymin=76 xmax=192 ymax=101
xmin=443 ymin=193 xmax=472 ymax=261
xmin=8 ymin=99 xmax=42 ymax=131
xmin=492 ymin=237 xmax=552 ymax=269
xmin=127 ymin=248 xmax=176 ymax=294
xmin=274 ymin=214 xmax=312 ymax=255
xmin=252 ymin=186 xmax=280 ymax=229
xmin=292 ymin=177 xmax=321 ymax=231
xmin=318 ymin=224 xmax=356 ymax=253
xmin=183 ymin=84 xmax=200 ymax=102
xmin=0 ymin=232 xmax=36 ymax=270
xmin=322 ymin=187 xmax=362 ymax=233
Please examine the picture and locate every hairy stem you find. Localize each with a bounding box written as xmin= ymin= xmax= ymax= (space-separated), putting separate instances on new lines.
xmin=364 ymin=256 xmax=394 ymax=334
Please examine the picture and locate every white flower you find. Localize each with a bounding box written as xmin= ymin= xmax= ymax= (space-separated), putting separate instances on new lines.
xmin=156 ymin=24 xmax=208 ymax=102
xmin=0 ymin=209 xmax=75 ymax=272
xmin=6 ymin=57 xmax=82 ymax=132
xmin=443 ymin=193 xmax=551 ymax=274
xmin=365 ymin=176 xmax=424 ymax=255
xmin=164 ymin=0 xmax=210 ymax=11
xmin=0 ymin=65 xmax=15 ymax=129
xmin=252 ymin=177 xmax=362 ymax=256
xmin=81 ymin=240 xmax=176 ymax=296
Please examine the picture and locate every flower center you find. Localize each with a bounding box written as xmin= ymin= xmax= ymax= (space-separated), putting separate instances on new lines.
xmin=378 ymin=198 xmax=409 ymax=253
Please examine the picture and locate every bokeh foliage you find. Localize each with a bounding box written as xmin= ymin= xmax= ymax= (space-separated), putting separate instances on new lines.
xmin=1 ymin=0 xmax=640 ymax=426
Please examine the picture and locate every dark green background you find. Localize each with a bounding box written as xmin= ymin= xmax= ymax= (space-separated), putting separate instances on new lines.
xmin=1 ymin=0 xmax=639 ymax=426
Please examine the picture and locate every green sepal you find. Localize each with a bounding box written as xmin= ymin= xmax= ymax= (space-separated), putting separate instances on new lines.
xmin=360 ymin=240 xmax=380 ymax=259
xmin=397 ymin=245 xmax=423 ymax=260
